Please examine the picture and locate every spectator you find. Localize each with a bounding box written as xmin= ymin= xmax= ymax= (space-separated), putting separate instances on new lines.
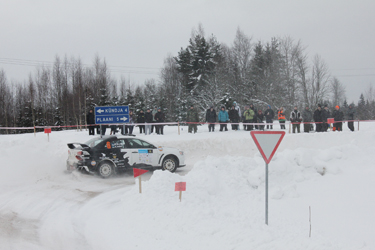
xmin=187 ymin=105 xmax=199 ymax=133
xmin=313 ymin=104 xmax=323 ymax=132
xmin=218 ymin=106 xmax=229 ymax=132
xmin=243 ymin=106 xmax=255 ymax=131
xmin=144 ymin=108 xmax=153 ymax=135
xmin=302 ymin=106 xmax=313 ymax=133
xmin=249 ymin=104 xmax=258 ymax=129
xmin=264 ymin=105 xmax=275 ymax=129
xmin=228 ymin=105 xmax=240 ymax=130
xmin=290 ymin=106 xmax=302 ymax=133
xmin=152 ymin=107 xmax=158 ymax=134
xmin=278 ymin=107 xmax=286 ymax=129
xmin=206 ymin=106 xmax=216 ymax=132
xmin=321 ymin=105 xmax=331 ymax=132
xmin=332 ymin=105 xmax=344 ymax=131
xmin=154 ymin=108 xmax=165 ymax=135
xmin=126 ymin=110 xmax=136 ymax=135
xmin=86 ymin=109 xmax=95 ymax=135
xmin=257 ymin=110 xmax=265 ymax=130
xmin=233 ymin=101 xmax=241 ymax=129
xmin=137 ymin=110 xmax=145 ymax=134
xmin=347 ymin=105 xmax=355 ymax=132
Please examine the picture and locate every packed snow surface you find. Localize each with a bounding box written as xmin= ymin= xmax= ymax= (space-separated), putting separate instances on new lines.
xmin=1 ymin=123 xmax=374 ymax=249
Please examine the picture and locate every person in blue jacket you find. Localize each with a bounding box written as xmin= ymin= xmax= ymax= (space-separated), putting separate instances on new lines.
xmin=218 ymin=106 xmax=229 ymax=132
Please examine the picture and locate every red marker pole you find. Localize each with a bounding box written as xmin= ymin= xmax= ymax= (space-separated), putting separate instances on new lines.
xmin=44 ymin=128 xmax=52 ymax=142
xmin=133 ymin=168 xmax=149 ymax=194
xmin=175 ymin=182 xmax=186 ymax=202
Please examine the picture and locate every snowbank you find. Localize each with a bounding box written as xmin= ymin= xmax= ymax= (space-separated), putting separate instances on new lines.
xmin=0 ymin=124 xmax=374 ymax=249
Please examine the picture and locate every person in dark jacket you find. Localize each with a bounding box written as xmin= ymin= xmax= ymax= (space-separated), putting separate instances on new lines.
xmin=110 ymin=124 xmax=117 ymax=135
xmin=228 ymin=105 xmax=240 ymax=130
xmin=302 ymin=106 xmax=313 ymax=133
xmin=86 ymin=109 xmax=95 ymax=135
xmin=257 ymin=110 xmax=265 ymax=130
xmin=249 ymin=104 xmax=258 ymax=129
xmin=144 ymin=108 xmax=153 ymax=135
xmin=313 ymin=105 xmax=323 ymax=132
xmin=321 ymin=105 xmax=331 ymax=132
xmin=264 ymin=105 xmax=275 ymax=129
xmin=124 ymin=110 xmax=136 ymax=135
xmin=206 ymin=106 xmax=216 ymax=132
xmin=347 ymin=105 xmax=355 ymax=131
xmin=154 ymin=108 xmax=165 ymax=135
xmin=332 ymin=105 xmax=344 ymax=131
xmin=290 ymin=106 xmax=302 ymax=133
xmin=187 ymin=105 xmax=199 ymax=133
xmin=137 ymin=110 xmax=145 ymax=134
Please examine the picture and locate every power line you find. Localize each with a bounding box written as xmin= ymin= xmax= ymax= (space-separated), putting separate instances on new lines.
xmin=0 ymin=57 xmax=160 ymax=75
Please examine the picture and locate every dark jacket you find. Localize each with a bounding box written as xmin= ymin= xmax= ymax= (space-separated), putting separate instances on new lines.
xmin=187 ymin=108 xmax=199 ymax=122
xmin=302 ymin=109 xmax=313 ymax=122
xmin=206 ymin=109 xmax=216 ymax=123
xmin=333 ymin=109 xmax=344 ymax=122
xmin=321 ymin=108 xmax=331 ymax=122
xmin=264 ymin=108 xmax=274 ymax=120
xmin=145 ymin=112 xmax=153 ymax=123
xmin=137 ymin=112 xmax=145 ymax=123
xmin=228 ymin=108 xmax=240 ymax=123
xmin=154 ymin=111 xmax=165 ymax=122
xmin=249 ymin=105 xmax=257 ymax=121
xmin=313 ymin=109 xmax=323 ymax=122
xmin=347 ymin=107 xmax=355 ymax=120
xmin=87 ymin=112 xmax=95 ymax=125
xmin=257 ymin=111 xmax=264 ymax=123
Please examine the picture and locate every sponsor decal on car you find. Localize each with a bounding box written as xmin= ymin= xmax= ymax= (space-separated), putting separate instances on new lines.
xmin=91 ymin=161 xmax=96 ymax=166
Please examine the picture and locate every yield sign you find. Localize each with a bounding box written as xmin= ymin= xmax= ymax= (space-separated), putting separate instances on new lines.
xmin=250 ymin=131 xmax=285 ymax=164
xmin=133 ymin=168 xmax=149 ymax=178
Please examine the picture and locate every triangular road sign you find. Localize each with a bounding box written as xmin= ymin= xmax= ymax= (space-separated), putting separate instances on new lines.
xmin=133 ymin=168 xmax=149 ymax=178
xmin=250 ymin=131 xmax=285 ymax=164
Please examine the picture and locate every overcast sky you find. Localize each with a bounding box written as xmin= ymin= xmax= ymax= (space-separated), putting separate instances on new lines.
xmin=1 ymin=0 xmax=374 ymax=103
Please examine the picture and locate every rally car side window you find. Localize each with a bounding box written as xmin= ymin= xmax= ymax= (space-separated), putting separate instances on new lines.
xmin=111 ymin=139 xmax=126 ymax=149
xmin=126 ymin=139 xmax=155 ymax=149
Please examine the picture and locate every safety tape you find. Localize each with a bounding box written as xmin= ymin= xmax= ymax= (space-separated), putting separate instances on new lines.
xmin=0 ymin=120 xmax=373 ymax=130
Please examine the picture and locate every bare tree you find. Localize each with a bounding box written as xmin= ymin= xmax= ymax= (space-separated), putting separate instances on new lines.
xmin=330 ymin=77 xmax=346 ymax=106
xmin=309 ymin=55 xmax=331 ymax=107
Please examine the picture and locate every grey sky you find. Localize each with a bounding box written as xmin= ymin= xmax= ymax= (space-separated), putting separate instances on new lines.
xmin=1 ymin=0 xmax=374 ymax=103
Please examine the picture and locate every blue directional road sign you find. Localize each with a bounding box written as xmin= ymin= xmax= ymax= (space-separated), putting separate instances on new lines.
xmin=94 ymin=106 xmax=129 ymax=124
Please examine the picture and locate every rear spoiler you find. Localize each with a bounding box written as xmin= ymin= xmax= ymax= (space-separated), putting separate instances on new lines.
xmin=67 ymin=143 xmax=90 ymax=150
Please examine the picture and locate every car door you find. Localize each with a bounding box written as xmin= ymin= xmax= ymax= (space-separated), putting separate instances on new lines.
xmin=125 ymin=138 xmax=158 ymax=167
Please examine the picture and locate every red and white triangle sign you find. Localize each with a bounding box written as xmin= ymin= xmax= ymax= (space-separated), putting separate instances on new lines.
xmin=250 ymin=131 xmax=285 ymax=164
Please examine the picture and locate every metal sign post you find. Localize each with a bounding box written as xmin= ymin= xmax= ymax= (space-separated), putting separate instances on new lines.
xmin=265 ymin=163 xmax=268 ymax=225
xmin=250 ymin=131 xmax=286 ymax=225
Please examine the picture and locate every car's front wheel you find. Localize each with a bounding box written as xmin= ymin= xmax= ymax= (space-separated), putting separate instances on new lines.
xmin=98 ymin=162 xmax=115 ymax=178
xmin=162 ymin=156 xmax=178 ymax=172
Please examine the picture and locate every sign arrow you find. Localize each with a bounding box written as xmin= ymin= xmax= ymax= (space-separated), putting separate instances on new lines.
xmin=97 ymin=109 xmax=104 ymax=114
xmin=120 ymin=116 xmax=128 ymax=122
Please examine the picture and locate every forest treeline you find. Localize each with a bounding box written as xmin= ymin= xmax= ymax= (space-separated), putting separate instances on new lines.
xmin=1 ymin=26 xmax=375 ymax=134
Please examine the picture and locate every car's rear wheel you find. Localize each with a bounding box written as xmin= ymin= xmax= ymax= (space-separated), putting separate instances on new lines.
xmin=98 ymin=162 xmax=115 ymax=178
xmin=162 ymin=156 xmax=178 ymax=172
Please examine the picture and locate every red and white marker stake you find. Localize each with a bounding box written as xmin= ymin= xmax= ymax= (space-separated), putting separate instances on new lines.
xmin=175 ymin=182 xmax=186 ymax=202
xmin=133 ymin=168 xmax=149 ymax=193
xmin=44 ymin=128 xmax=51 ymax=142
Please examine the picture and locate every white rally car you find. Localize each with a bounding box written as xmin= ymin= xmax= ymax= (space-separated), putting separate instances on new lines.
xmin=66 ymin=135 xmax=185 ymax=178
